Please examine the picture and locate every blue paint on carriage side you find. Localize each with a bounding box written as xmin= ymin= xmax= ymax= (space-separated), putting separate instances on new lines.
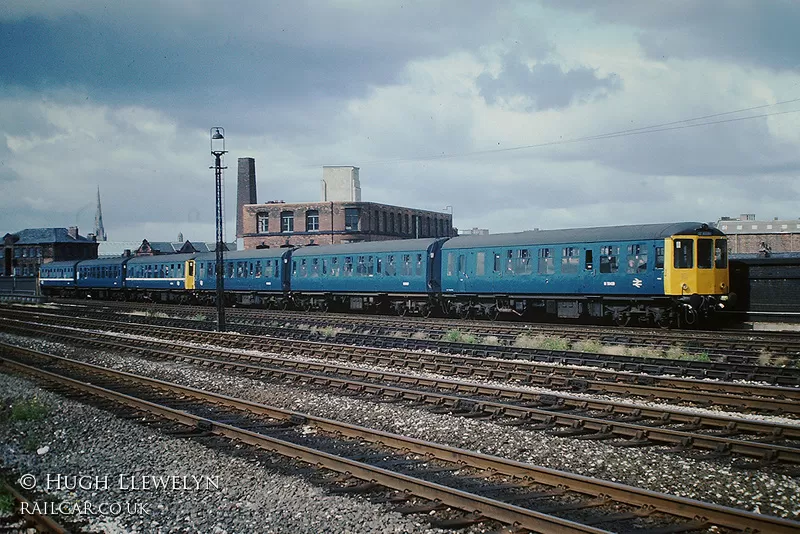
xmin=289 ymin=238 xmax=447 ymax=295
xmin=39 ymin=260 xmax=79 ymax=288
xmin=75 ymin=257 xmax=130 ymax=290
xmin=439 ymin=223 xmax=712 ymax=298
xmin=193 ymin=248 xmax=290 ymax=293
xmin=124 ymin=253 xmax=197 ymax=291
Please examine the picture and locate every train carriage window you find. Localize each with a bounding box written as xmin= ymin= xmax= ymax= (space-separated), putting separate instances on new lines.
xmin=312 ymin=258 xmax=320 ymax=277
xmin=457 ymin=254 xmax=466 ymax=274
xmin=655 ymin=247 xmax=664 ymax=269
xmin=506 ymin=250 xmax=514 ymax=273
xmin=322 ymin=258 xmax=328 ymax=275
xmin=515 ymin=249 xmax=532 ymax=275
xmin=376 ymin=258 xmax=381 ymax=274
xmin=493 ymin=253 xmax=500 ymax=273
xmin=199 ymin=262 xmax=205 ymax=279
xmin=697 ymin=239 xmax=713 ymax=269
xmin=626 ymin=244 xmax=648 ymax=274
xmin=368 ymin=256 xmax=375 ymax=276
xmin=476 ymin=252 xmax=485 ymax=276
xmin=208 ymin=263 xmax=214 ymax=277
xmin=292 ymin=260 xmax=297 ymax=276
xmin=600 ymin=246 xmax=619 ymax=273
xmin=561 ymin=247 xmax=580 ymax=274
xmin=249 ymin=262 xmax=254 ymax=277
xmin=344 ymin=256 xmax=353 ymax=276
xmin=357 ymin=256 xmax=366 ymax=275
xmin=402 ymin=254 xmax=412 ymax=276
xmin=674 ymin=239 xmax=693 ymax=269
xmin=585 ymin=250 xmax=594 ymax=271
xmin=416 ymin=254 xmax=423 ymax=276
xmin=386 ymin=255 xmax=395 ymax=276
xmin=227 ymin=262 xmax=235 ymax=278
xmin=254 ymin=261 xmax=261 ymax=278
xmin=538 ymin=248 xmax=555 ymax=275
xmin=715 ymin=240 xmax=727 ymax=269
xmin=447 ymin=253 xmax=455 ymax=276
xmin=300 ymin=258 xmax=308 ymax=277
xmin=330 ymin=257 xmax=339 ymax=276
xmin=237 ymin=262 xmax=245 ymax=278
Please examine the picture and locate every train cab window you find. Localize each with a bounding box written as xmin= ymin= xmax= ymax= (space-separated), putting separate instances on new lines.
xmin=626 ymin=244 xmax=648 ymax=274
xmin=447 ymin=253 xmax=455 ymax=276
xmin=561 ymin=247 xmax=580 ymax=274
xmin=585 ymin=250 xmax=593 ymax=271
xmin=655 ymin=247 xmax=664 ymax=269
xmin=715 ymin=240 xmax=727 ymax=269
xmin=697 ymin=239 xmax=713 ymax=269
xmin=673 ymin=239 xmax=693 ymax=269
xmin=600 ymin=246 xmax=619 ymax=273
xmin=416 ymin=254 xmax=423 ymax=276
xmin=476 ymin=252 xmax=485 ymax=276
xmin=538 ymin=248 xmax=554 ymax=275
xmin=344 ymin=257 xmax=353 ymax=276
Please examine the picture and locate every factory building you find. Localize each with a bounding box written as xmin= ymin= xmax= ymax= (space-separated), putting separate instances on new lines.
xmin=237 ymin=162 xmax=455 ymax=249
xmin=717 ymin=214 xmax=800 ymax=254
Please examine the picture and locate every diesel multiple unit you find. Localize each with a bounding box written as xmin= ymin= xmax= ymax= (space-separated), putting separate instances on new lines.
xmin=40 ymin=222 xmax=732 ymax=327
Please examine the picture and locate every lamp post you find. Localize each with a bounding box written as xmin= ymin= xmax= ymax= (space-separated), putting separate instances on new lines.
xmin=444 ymin=205 xmax=454 ymax=236
xmin=210 ymin=127 xmax=227 ymax=332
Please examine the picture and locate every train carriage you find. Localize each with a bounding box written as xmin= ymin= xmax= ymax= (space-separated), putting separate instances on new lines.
xmin=75 ymin=257 xmax=130 ymax=299
xmin=193 ymin=248 xmax=290 ymax=307
xmin=289 ymin=238 xmax=446 ymax=314
xmin=39 ymin=260 xmax=79 ymax=295
xmin=124 ymin=253 xmax=197 ymax=301
xmin=440 ymin=222 xmax=729 ymax=326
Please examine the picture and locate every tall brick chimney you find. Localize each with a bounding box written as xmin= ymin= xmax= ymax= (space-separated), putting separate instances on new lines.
xmin=237 ymin=158 xmax=257 ymax=239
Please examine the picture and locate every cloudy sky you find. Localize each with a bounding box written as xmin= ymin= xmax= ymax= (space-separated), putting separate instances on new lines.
xmin=1 ymin=1 xmax=799 ymax=242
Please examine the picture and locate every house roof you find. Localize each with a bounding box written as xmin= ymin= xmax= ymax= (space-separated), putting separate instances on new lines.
xmin=7 ymin=228 xmax=95 ymax=245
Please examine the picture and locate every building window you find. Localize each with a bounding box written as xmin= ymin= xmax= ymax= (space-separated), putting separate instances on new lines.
xmin=345 ymin=208 xmax=360 ymax=231
xmin=256 ymin=213 xmax=269 ymax=233
xmin=306 ymin=210 xmax=320 ymax=231
xmin=281 ymin=211 xmax=294 ymax=232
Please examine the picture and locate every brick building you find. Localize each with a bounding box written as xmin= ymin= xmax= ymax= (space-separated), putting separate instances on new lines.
xmin=241 ymin=201 xmax=454 ymax=249
xmin=2 ymin=227 xmax=98 ymax=276
xmin=236 ymin=160 xmax=454 ymax=249
xmin=717 ymin=214 xmax=800 ymax=254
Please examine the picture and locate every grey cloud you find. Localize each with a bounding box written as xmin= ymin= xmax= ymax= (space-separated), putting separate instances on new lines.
xmin=477 ymin=58 xmax=621 ymax=111
xmin=545 ymin=0 xmax=800 ymax=71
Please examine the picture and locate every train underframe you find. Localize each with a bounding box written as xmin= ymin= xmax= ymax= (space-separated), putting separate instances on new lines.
xmin=43 ymin=286 xmax=723 ymax=327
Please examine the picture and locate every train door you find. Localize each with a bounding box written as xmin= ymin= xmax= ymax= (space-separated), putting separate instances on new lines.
xmin=581 ymin=248 xmax=596 ymax=293
xmin=185 ymin=260 xmax=195 ymax=290
xmin=456 ymin=253 xmax=468 ymax=292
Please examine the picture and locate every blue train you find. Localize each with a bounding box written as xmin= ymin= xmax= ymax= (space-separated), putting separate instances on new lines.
xmin=39 ymin=222 xmax=732 ymax=326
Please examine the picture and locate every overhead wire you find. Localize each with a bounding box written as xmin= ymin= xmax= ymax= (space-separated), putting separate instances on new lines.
xmin=306 ymin=97 xmax=800 ymax=167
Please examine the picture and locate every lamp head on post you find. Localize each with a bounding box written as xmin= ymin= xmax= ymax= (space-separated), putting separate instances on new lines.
xmin=210 ymin=127 xmax=226 ymax=155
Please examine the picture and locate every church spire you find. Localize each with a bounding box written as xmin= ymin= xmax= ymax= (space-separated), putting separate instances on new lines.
xmin=95 ymin=186 xmax=107 ymax=241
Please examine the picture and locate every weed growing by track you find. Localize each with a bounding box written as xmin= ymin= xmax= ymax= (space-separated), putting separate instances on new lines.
xmin=0 ymin=487 xmax=14 ymax=515
xmin=5 ymin=397 xmax=48 ymax=422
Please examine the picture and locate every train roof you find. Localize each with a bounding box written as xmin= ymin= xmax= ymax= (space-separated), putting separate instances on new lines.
xmin=442 ymin=222 xmax=723 ymax=250
xmin=194 ymin=248 xmax=288 ymax=262
xmin=40 ymin=260 xmax=80 ymax=269
xmin=125 ymin=253 xmax=198 ymax=264
xmin=291 ymin=238 xmax=444 ymax=257
xmin=74 ymin=257 xmax=130 ymax=267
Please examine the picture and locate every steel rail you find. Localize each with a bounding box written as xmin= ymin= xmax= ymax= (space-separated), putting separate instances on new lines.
xmin=46 ymin=298 xmax=800 ymax=358
xmin=2 ymin=351 xmax=798 ymax=534
xmin=4 ymin=310 xmax=800 ymax=402
xmin=2 ymin=332 xmax=798 ymax=465
xmin=0 ymin=479 xmax=69 ymax=534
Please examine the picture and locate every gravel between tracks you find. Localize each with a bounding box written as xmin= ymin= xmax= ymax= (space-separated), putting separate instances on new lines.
xmin=2 ymin=332 xmax=799 ymax=524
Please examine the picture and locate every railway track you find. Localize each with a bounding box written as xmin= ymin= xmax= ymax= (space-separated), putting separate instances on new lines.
xmin=3 ymin=319 xmax=799 ymax=466
xmin=0 ymin=479 xmax=68 ymax=534
xmin=2 ymin=343 xmax=798 ymax=534
xmin=49 ymin=298 xmax=800 ymax=361
xmin=6 ymin=306 xmax=800 ymax=386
